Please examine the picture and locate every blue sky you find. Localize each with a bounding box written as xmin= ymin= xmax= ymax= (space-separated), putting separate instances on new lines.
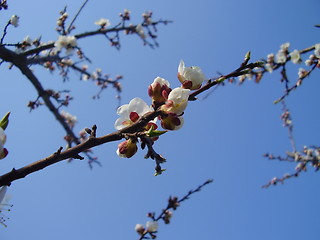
xmin=0 ymin=0 xmax=320 ymax=239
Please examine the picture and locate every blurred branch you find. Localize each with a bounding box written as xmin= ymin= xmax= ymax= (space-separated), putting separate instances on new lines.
xmin=0 ymin=45 xmax=80 ymax=144
xmin=136 ymin=179 xmax=213 ymax=239
xmin=21 ymin=19 xmax=171 ymax=57
xmin=66 ymin=0 xmax=89 ymax=34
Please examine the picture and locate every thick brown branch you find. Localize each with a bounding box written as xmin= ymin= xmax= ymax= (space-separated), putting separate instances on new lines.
xmin=0 ymin=111 xmax=162 ymax=187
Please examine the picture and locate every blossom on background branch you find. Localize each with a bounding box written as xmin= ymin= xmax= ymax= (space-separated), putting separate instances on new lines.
xmin=0 ymin=2 xmax=171 ymax=166
xmin=0 ymin=0 xmax=8 ymax=11
xmin=135 ymin=179 xmax=213 ymax=239
xmin=262 ymin=104 xmax=320 ymax=188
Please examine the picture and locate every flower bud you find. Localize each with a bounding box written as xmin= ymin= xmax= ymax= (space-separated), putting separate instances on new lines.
xmin=135 ymin=224 xmax=145 ymax=235
xmin=178 ymin=60 xmax=205 ymax=90
xmin=116 ymin=139 xmax=138 ymax=158
xmin=148 ymin=77 xmax=171 ymax=107
xmin=159 ymin=112 xmax=184 ymax=130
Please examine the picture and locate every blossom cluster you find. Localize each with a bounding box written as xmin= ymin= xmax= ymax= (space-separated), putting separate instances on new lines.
xmin=135 ymin=221 xmax=159 ymax=238
xmin=236 ymin=42 xmax=320 ymax=86
xmin=114 ymin=60 xmax=205 ymax=159
xmin=54 ymin=35 xmax=78 ymax=54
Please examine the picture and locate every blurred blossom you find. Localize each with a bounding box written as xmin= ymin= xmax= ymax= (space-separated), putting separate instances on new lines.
xmin=136 ymin=24 xmax=146 ymax=39
xmin=280 ymin=42 xmax=290 ymax=51
xmin=305 ymin=59 xmax=313 ymax=66
xmin=314 ymin=43 xmax=320 ymax=58
xmin=275 ymin=43 xmax=290 ymax=64
xmin=265 ymin=63 xmax=273 ymax=73
xmin=146 ymin=221 xmax=158 ymax=232
xmin=60 ymin=110 xmax=77 ymax=127
xmin=267 ymin=53 xmax=275 ymax=63
xmin=298 ymin=68 xmax=307 ymax=79
xmin=94 ymin=18 xmax=110 ymax=28
xmin=289 ymin=50 xmax=301 ymax=64
xmin=276 ymin=51 xmax=287 ymax=64
xmin=135 ymin=224 xmax=145 ymax=235
xmin=54 ymin=35 xmax=77 ymax=53
xmin=10 ymin=15 xmax=19 ymax=27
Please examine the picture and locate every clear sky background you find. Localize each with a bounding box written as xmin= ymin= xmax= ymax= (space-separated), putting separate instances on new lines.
xmin=0 ymin=0 xmax=319 ymax=239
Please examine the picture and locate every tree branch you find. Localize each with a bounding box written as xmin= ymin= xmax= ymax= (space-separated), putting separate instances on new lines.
xmin=0 ymin=111 xmax=162 ymax=186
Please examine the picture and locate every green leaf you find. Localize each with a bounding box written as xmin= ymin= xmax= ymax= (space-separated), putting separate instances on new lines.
xmin=146 ymin=125 xmax=167 ymax=138
xmin=154 ymin=169 xmax=166 ymax=176
xmin=0 ymin=112 xmax=10 ymax=130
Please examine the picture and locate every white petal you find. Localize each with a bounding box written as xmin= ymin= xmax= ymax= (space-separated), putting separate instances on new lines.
xmin=116 ymin=103 xmax=130 ymax=116
xmin=178 ymin=60 xmax=185 ymax=74
xmin=0 ymin=186 xmax=7 ymax=204
xmin=0 ymin=128 xmax=6 ymax=145
xmin=128 ymin=98 xmax=151 ymax=115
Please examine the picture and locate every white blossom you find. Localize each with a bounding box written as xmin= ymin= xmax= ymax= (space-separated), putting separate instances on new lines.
xmin=146 ymin=221 xmax=158 ymax=232
xmin=10 ymin=15 xmax=19 ymax=27
xmin=114 ymin=98 xmax=153 ymax=130
xmin=61 ymin=58 xmax=74 ymax=66
xmin=150 ymin=76 xmax=170 ymax=89
xmin=94 ymin=18 xmax=110 ymax=28
xmin=60 ymin=110 xmax=77 ymax=127
xmin=289 ymin=50 xmax=301 ymax=64
xmin=267 ymin=53 xmax=274 ymax=63
xmin=280 ymin=42 xmax=290 ymax=51
xmin=136 ymin=24 xmax=146 ymax=39
xmin=314 ymin=43 xmax=320 ymax=58
xmin=23 ymin=35 xmax=33 ymax=45
xmin=135 ymin=224 xmax=145 ymax=234
xmin=178 ymin=60 xmax=205 ymax=90
xmin=161 ymin=87 xmax=190 ymax=115
xmin=82 ymin=74 xmax=90 ymax=81
xmin=276 ymin=51 xmax=287 ymax=64
xmin=298 ymin=68 xmax=307 ymax=79
xmin=305 ymin=59 xmax=313 ymax=66
xmin=54 ymin=35 xmax=77 ymax=53
xmin=265 ymin=63 xmax=273 ymax=73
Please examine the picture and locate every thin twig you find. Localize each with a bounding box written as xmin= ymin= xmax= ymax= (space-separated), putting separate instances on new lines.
xmin=66 ymin=0 xmax=90 ymax=34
